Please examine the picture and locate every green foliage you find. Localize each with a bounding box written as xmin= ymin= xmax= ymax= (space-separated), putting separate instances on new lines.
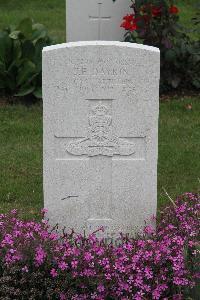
xmin=0 ymin=18 xmax=54 ymax=100
xmin=161 ymin=37 xmax=200 ymax=91
xmin=119 ymin=0 xmax=200 ymax=92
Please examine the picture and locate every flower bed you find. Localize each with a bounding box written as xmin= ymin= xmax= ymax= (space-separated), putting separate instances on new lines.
xmin=0 ymin=193 xmax=199 ymax=299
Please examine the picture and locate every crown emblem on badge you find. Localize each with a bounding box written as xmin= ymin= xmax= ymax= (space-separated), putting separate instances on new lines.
xmin=92 ymin=104 xmax=108 ymax=115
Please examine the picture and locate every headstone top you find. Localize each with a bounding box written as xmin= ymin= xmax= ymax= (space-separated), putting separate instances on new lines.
xmin=43 ymin=41 xmax=160 ymax=53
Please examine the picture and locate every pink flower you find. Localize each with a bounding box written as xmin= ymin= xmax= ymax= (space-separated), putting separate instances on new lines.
xmin=71 ymin=260 xmax=78 ymax=269
xmin=49 ymin=232 xmax=59 ymax=240
xmin=84 ymin=251 xmax=94 ymax=262
xmin=2 ymin=234 xmax=14 ymax=246
xmin=105 ymin=273 xmax=111 ymax=280
xmin=144 ymin=266 xmax=153 ymax=279
xmin=41 ymin=208 xmax=48 ymax=214
xmin=58 ymin=261 xmax=68 ymax=271
xmin=123 ymin=242 xmax=133 ymax=251
xmin=59 ymin=293 xmax=66 ymax=300
xmin=97 ymin=284 xmax=105 ymax=292
xmin=9 ymin=248 xmax=16 ymax=254
xmin=144 ymin=225 xmax=155 ymax=235
xmin=152 ymin=289 xmax=161 ymax=300
xmin=22 ymin=266 xmax=29 ymax=272
xmin=34 ymin=245 xmax=46 ymax=266
xmin=50 ymin=268 xmax=58 ymax=278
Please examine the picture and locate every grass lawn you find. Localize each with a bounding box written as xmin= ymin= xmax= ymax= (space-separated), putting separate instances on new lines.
xmin=0 ymin=104 xmax=43 ymax=219
xmin=0 ymin=97 xmax=199 ymax=219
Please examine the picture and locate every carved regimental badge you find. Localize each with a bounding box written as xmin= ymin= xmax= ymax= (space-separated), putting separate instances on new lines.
xmin=66 ymin=104 xmax=135 ymax=157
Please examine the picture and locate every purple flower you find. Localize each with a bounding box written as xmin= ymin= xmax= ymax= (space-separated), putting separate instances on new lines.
xmin=34 ymin=245 xmax=46 ymax=266
xmin=84 ymin=251 xmax=94 ymax=262
xmin=50 ymin=268 xmax=58 ymax=278
xmin=22 ymin=265 xmax=29 ymax=272
xmin=59 ymin=293 xmax=66 ymax=300
xmin=71 ymin=260 xmax=78 ymax=269
xmin=97 ymin=284 xmax=105 ymax=292
xmin=58 ymin=261 xmax=68 ymax=271
xmin=41 ymin=208 xmax=48 ymax=214
xmin=2 ymin=234 xmax=14 ymax=246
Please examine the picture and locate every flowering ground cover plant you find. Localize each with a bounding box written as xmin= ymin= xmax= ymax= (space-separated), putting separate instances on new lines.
xmin=0 ymin=193 xmax=199 ymax=299
xmin=117 ymin=0 xmax=200 ymax=92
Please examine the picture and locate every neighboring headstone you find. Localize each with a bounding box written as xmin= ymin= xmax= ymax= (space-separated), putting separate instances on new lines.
xmin=66 ymin=0 xmax=132 ymax=42
xmin=43 ymin=41 xmax=160 ymax=238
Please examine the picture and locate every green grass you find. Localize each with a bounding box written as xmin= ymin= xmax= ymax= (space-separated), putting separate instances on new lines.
xmin=0 ymin=97 xmax=199 ymax=218
xmin=177 ymin=0 xmax=199 ymax=39
xmin=0 ymin=104 xmax=43 ymax=219
xmin=178 ymin=0 xmax=198 ymax=21
xmin=158 ymin=96 xmax=200 ymax=207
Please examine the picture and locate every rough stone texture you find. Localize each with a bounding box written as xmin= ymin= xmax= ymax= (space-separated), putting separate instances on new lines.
xmin=66 ymin=0 xmax=132 ymax=42
xmin=43 ymin=41 xmax=160 ymax=237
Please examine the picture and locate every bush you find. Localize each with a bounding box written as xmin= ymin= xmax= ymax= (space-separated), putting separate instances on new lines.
xmin=0 ymin=193 xmax=199 ymax=299
xmin=0 ymin=18 xmax=54 ymax=101
xmin=118 ymin=0 xmax=200 ymax=92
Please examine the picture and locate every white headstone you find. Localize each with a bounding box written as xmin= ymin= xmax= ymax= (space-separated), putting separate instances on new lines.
xmin=66 ymin=0 xmax=132 ymax=42
xmin=43 ymin=41 xmax=160 ymax=237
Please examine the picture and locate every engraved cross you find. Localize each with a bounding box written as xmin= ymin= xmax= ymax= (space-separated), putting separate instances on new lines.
xmin=55 ymin=99 xmax=146 ymax=231
xmin=89 ymin=2 xmax=111 ymax=39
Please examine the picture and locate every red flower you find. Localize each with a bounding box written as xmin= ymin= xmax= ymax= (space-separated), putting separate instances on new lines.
xmin=152 ymin=6 xmax=162 ymax=17
xmin=121 ymin=14 xmax=138 ymax=31
xmin=122 ymin=14 xmax=134 ymax=22
xmin=129 ymin=22 xmax=137 ymax=31
xmin=169 ymin=5 xmax=179 ymax=14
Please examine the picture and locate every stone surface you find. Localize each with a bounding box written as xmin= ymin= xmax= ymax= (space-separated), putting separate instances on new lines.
xmin=66 ymin=0 xmax=132 ymax=42
xmin=43 ymin=41 xmax=160 ymax=237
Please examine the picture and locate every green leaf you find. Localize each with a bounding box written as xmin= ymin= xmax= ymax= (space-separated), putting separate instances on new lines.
xmin=0 ymin=31 xmax=12 ymax=63
xmin=34 ymin=38 xmax=46 ymax=67
xmin=0 ymin=61 xmax=5 ymax=73
xmin=32 ymin=23 xmax=47 ymax=42
xmin=22 ymin=40 xmax=35 ymax=59
xmin=171 ymin=76 xmax=181 ymax=88
xmin=0 ymin=74 xmax=6 ymax=88
xmin=5 ymin=71 xmax=17 ymax=91
xmin=192 ymin=79 xmax=200 ymax=88
xmin=165 ymin=49 xmax=176 ymax=62
xmin=17 ymin=18 xmax=33 ymax=39
xmin=13 ymin=40 xmax=22 ymax=60
xmin=9 ymin=30 xmax=21 ymax=40
xmin=15 ymin=85 xmax=35 ymax=97
xmin=33 ymin=87 xmax=42 ymax=98
xmin=17 ymin=60 xmax=36 ymax=86
xmin=0 ymin=18 xmax=53 ymax=97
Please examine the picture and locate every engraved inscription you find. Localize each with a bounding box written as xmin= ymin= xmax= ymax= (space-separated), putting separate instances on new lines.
xmin=71 ymin=77 xmax=136 ymax=100
xmin=66 ymin=103 xmax=135 ymax=157
xmin=73 ymin=66 xmax=128 ymax=76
